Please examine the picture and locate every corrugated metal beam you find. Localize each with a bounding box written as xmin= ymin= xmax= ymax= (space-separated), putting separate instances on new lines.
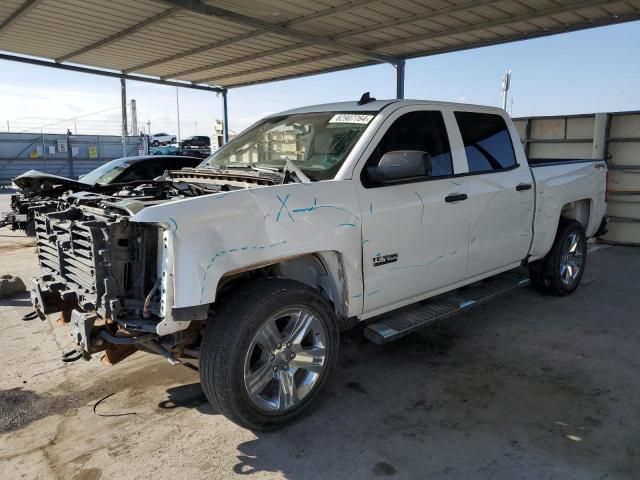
xmin=125 ymin=0 xmax=376 ymax=75
xmin=159 ymin=0 xmax=398 ymax=63
xmin=398 ymin=10 xmax=640 ymax=63
xmin=221 ymin=60 xmax=375 ymax=89
xmin=370 ymin=0 xmax=623 ymax=51
xmin=0 ymin=0 xmax=44 ymax=33
xmin=196 ymin=0 xmax=625 ymax=88
xmin=0 ymin=52 xmax=225 ymax=92
xmin=195 ymin=52 xmax=341 ymax=84
xmin=56 ymin=8 xmax=182 ymax=63
xmin=333 ymin=0 xmax=501 ymax=41
xmin=123 ymin=30 xmax=263 ymax=74
xmin=162 ymin=42 xmax=309 ymax=80
xmin=283 ymin=0 xmax=375 ymax=27
xmin=147 ymin=0 xmax=497 ymax=81
xmin=220 ymin=9 xmax=640 ymax=89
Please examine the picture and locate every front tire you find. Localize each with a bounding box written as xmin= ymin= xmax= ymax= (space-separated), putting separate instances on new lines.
xmin=528 ymin=219 xmax=587 ymax=296
xmin=152 ymin=140 xmax=160 ymax=146
xmin=200 ymin=279 xmax=339 ymax=431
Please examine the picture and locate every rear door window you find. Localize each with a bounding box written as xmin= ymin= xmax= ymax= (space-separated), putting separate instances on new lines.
xmin=454 ymin=112 xmax=517 ymax=173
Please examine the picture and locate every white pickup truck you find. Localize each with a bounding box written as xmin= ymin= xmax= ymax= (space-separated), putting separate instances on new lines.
xmin=30 ymin=97 xmax=607 ymax=430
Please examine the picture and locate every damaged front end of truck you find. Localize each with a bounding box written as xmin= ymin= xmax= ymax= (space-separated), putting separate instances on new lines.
xmin=29 ymin=169 xmax=281 ymax=365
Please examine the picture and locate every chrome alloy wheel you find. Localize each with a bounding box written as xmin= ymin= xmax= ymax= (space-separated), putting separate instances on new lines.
xmin=559 ymin=231 xmax=585 ymax=286
xmin=243 ymin=307 xmax=328 ymax=413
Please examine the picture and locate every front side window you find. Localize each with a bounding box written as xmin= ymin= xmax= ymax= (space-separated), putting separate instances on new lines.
xmin=455 ymin=112 xmax=517 ymax=173
xmin=362 ymin=110 xmax=453 ymax=186
xmin=205 ymin=112 xmax=374 ymax=181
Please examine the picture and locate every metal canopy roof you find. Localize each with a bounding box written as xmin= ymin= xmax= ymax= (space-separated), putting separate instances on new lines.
xmin=1 ymin=0 xmax=639 ymax=91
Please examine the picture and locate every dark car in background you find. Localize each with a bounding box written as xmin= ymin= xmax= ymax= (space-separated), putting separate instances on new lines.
xmin=1 ymin=155 xmax=203 ymax=235
xmin=180 ymin=136 xmax=210 ymax=148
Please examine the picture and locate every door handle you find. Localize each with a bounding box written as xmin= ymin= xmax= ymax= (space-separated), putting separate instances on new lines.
xmin=516 ymin=183 xmax=532 ymax=191
xmin=444 ymin=193 xmax=468 ymax=203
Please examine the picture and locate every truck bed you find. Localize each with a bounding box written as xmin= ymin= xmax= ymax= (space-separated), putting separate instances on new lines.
xmin=528 ymin=158 xmax=607 ymax=261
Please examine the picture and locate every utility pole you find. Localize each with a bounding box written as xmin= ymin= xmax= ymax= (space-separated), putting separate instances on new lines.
xmin=195 ymin=121 xmax=198 ymax=135
xmin=147 ymin=120 xmax=151 ymax=135
xmin=501 ymin=70 xmax=512 ymax=110
xmin=6 ymin=120 xmax=9 ymax=132
xmin=175 ymin=87 xmax=181 ymax=143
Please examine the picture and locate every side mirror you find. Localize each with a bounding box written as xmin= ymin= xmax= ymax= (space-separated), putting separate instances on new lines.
xmin=367 ymin=150 xmax=432 ymax=183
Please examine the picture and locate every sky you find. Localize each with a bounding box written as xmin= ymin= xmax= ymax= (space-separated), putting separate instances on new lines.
xmin=0 ymin=20 xmax=638 ymax=139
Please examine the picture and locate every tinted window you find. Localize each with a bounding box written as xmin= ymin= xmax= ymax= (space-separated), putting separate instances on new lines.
xmin=117 ymin=163 xmax=152 ymax=182
xmin=363 ymin=110 xmax=452 ymax=186
xmin=168 ymin=157 xmax=200 ymax=170
xmin=455 ymin=112 xmax=516 ymax=172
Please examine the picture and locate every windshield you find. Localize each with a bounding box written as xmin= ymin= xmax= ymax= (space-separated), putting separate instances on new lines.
xmin=204 ymin=112 xmax=375 ymax=181
xmin=79 ymin=157 xmax=135 ymax=185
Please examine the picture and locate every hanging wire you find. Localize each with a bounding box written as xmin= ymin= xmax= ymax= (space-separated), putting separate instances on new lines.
xmin=14 ymin=104 xmax=129 ymax=134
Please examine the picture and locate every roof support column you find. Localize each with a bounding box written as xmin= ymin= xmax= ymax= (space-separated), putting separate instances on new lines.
xmin=394 ymin=60 xmax=405 ymax=99
xmin=222 ymin=89 xmax=229 ymax=144
xmin=120 ymin=77 xmax=128 ymax=157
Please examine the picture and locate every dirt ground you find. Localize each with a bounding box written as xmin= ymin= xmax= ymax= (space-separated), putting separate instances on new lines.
xmin=1 ymin=190 xmax=639 ymax=479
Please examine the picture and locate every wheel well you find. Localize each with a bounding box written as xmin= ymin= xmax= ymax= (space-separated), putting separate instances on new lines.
xmin=216 ymin=251 xmax=349 ymax=321
xmin=560 ymin=199 xmax=591 ymax=230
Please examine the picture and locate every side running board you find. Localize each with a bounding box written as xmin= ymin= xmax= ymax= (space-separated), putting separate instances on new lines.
xmin=364 ymin=269 xmax=530 ymax=345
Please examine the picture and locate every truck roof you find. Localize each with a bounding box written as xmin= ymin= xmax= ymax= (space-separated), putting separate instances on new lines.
xmin=275 ymin=99 xmax=507 ymax=117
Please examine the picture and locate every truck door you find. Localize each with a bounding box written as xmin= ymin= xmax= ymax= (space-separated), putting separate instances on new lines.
xmin=355 ymin=107 xmax=470 ymax=317
xmin=452 ymin=110 xmax=535 ymax=279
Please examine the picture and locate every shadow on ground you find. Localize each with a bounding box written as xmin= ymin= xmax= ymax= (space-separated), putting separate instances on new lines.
xmin=0 ymin=291 xmax=32 ymax=308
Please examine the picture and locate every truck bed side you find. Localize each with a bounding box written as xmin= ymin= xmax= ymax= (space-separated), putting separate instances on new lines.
xmin=529 ymin=159 xmax=607 ymax=261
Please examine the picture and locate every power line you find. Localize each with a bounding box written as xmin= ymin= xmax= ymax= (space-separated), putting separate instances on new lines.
xmin=15 ymin=104 xmax=129 ymax=133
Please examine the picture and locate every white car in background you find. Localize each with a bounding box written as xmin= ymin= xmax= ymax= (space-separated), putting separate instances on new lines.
xmin=149 ymin=132 xmax=176 ymax=146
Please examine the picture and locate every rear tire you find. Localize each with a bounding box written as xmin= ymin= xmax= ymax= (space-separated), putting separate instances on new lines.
xmin=528 ymin=219 xmax=587 ymax=296
xmin=200 ymin=278 xmax=339 ymax=431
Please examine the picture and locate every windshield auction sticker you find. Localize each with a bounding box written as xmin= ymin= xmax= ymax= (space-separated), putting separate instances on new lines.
xmin=329 ymin=114 xmax=374 ymax=124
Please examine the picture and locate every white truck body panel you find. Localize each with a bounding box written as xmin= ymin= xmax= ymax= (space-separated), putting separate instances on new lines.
xmin=528 ymin=160 xmax=607 ymax=261
xmin=132 ymin=180 xmax=364 ymax=315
